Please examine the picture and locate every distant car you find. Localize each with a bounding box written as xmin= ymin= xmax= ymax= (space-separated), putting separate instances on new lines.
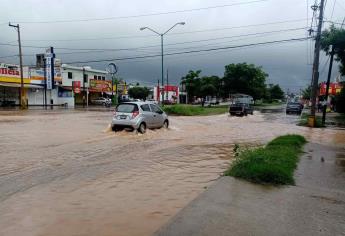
xmin=286 ymin=102 xmax=303 ymax=115
xmin=204 ymin=98 xmax=219 ymax=106
xmin=229 ymin=103 xmax=253 ymax=116
xmin=147 ymin=99 xmax=158 ymax=104
xmin=91 ymin=97 xmax=111 ymax=106
xmin=112 ymin=102 xmax=169 ymax=133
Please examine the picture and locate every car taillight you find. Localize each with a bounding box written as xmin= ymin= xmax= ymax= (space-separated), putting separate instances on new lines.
xmin=132 ymin=111 xmax=139 ymax=119
xmin=113 ymin=111 xmax=117 ymax=117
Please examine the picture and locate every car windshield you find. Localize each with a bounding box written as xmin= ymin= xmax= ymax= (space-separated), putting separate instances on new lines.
xmin=288 ymin=103 xmax=300 ymax=106
xmin=116 ymin=104 xmax=138 ymax=113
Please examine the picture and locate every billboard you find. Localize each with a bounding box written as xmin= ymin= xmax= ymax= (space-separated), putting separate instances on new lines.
xmin=89 ymin=79 xmax=112 ymax=92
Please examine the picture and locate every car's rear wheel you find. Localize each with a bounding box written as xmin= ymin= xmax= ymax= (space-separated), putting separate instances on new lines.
xmin=138 ymin=123 xmax=146 ymax=134
xmin=163 ymin=120 xmax=169 ymax=129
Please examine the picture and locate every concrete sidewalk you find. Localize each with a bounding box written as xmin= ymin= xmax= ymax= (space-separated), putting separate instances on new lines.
xmin=155 ymin=143 xmax=345 ymax=236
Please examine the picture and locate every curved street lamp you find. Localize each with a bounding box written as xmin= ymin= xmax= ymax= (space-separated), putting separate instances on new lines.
xmin=140 ymin=22 xmax=185 ymax=104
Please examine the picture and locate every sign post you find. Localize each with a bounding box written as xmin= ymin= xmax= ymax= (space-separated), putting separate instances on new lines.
xmin=106 ymin=63 xmax=118 ymax=106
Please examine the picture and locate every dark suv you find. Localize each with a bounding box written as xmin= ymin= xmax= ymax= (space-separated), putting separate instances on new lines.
xmin=229 ymin=103 xmax=253 ymax=116
xmin=286 ymin=102 xmax=303 ymax=115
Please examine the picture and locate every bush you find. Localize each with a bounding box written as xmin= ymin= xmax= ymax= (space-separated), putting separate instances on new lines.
xmin=225 ymin=135 xmax=307 ymax=185
xmin=162 ymin=104 xmax=228 ymax=116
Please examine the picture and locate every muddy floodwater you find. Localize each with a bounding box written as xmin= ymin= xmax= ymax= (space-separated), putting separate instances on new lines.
xmin=0 ymin=109 xmax=344 ymax=236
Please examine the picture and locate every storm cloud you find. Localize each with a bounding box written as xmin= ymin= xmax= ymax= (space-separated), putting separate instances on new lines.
xmin=0 ymin=0 xmax=343 ymax=92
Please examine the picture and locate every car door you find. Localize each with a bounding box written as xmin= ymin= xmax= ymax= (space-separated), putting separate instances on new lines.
xmin=149 ymin=104 xmax=165 ymax=127
xmin=140 ymin=104 xmax=154 ymax=128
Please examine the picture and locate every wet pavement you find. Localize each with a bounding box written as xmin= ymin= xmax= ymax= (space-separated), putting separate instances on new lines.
xmin=155 ymin=143 xmax=345 ymax=236
xmin=0 ymin=109 xmax=344 ymax=236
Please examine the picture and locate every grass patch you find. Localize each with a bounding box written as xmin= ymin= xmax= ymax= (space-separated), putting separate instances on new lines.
xmin=225 ymin=134 xmax=307 ymax=185
xmin=163 ymin=104 xmax=228 ymax=116
xmin=298 ymin=113 xmax=325 ymax=128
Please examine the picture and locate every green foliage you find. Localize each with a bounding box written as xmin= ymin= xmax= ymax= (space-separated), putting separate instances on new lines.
xmin=127 ymin=86 xmax=150 ymax=100
xmin=268 ymin=84 xmax=284 ymax=100
xmin=223 ymin=63 xmax=268 ymax=100
xmin=181 ymin=70 xmax=202 ymax=103
xmin=181 ymin=71 xmax=221 ymax=102
xmin=225 ymin=135 xmax=307 ymax=185
xmin=162 ymin=104 xmax=228 ymax=116
xmin=335 ymin=88 xmax=345 ymax=113
xmin=301 ymin=85 xmax=312 ymax=100
xmin=321 ymin=25 xmax=345 ymax=75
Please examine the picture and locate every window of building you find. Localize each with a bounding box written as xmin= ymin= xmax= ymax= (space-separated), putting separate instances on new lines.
xmin=102 ymin=76 xmax=105 ymax=81
xmin=98 ymin=76 xmax=102 ymax=80
xmin=68 ymin=72 xmax=73 ymax=79
xmin=94 ymin=75 xmax=97 ymax=80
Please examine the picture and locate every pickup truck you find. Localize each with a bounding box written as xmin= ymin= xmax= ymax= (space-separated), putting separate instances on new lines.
xmin=229 ymin=103 xmax=253 ymax=116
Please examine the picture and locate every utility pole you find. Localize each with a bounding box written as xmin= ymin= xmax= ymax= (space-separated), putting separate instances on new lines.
xmin=166 ymin=68 xmax=169 ymax=101
xmin=82 ymin=67 xmax=86 ymax=108
xmin=322 ymin=45 xmax=335 ymax=126
xmin=9 ymin=22 xmax=26 ymax=109
xmin=157 ymin=79 xmax=160 ymax=102
xmin=310 ymin=0 xmax=325 ymax=126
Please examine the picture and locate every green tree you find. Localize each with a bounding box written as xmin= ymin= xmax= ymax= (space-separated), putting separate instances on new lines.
xmin=269 ymin=84 xmax=284 ymax=100
xmin=321 ymin=25 xmax=345 ymax=75
xmin=128 ymin=86 xmax=150 ymax=100
xmin=223 ymin=63 xmax=268 ymax=100
xmin=301 ymin=85 xmax=312 ymax=100
xmin=199 ymin=76 xmax=220 ymax=98
xmin=181 ymin=70 xmax=202 ymax=103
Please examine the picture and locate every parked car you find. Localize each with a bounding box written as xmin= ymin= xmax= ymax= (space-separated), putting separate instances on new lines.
xmin=91 ymin=97 xmax=111 ymax=106
xmin=204 ymin=98 xmax=219 ymax=106
xmin=286 ymin=102 xmax=303 ymax=115
xmin=147 ymin=99 xmax=158 ymax=104
xmin=229 ymin=103 xmax=253 ymax=116
xmin=112 ymin=102 xmax=169 ymax=133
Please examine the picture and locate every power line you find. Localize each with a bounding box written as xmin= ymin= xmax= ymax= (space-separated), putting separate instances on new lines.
xmin=63 ymin=37 xmax=311 ymax=64
xmin=10 ymin=0 xmax=267 ymax=24
xmin=0 ymin=26 xmax=308 ymax=53
xmin=330 ymin=0 xmax=336 ymax=20
xmin=19 ymin=18 xmax=309 ymax=42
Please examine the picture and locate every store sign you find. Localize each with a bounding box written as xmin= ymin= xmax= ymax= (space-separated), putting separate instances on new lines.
xmin=45 ymin=48 xmax=55 ymax=90
xmin=0 ymin=68 xmax=20 ymax=76
xmin=319 ymin=82 xmax=342 ymax=96
xmin=73 ymin=81 xmax=81 ymax=94
xmin=89 ymin=79 xmax=111 ymax=92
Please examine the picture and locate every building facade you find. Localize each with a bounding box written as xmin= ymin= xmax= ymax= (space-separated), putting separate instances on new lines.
xmin=0 ymin=62 xmax=112 ymax=108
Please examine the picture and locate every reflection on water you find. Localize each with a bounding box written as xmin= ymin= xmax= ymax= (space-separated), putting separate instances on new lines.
xmin=0 ymin=109 xmax=344 ymax=236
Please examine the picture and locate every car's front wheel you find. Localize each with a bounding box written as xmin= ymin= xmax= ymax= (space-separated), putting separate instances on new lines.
xmin=163 ymin=120 xmax=169 ymax=129
xmin=138 ymin=123 xmax=146 ymax=134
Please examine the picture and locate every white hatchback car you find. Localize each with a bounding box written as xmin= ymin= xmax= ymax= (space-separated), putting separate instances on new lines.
xmin=111 ymin=102 xmax=169 ymax=133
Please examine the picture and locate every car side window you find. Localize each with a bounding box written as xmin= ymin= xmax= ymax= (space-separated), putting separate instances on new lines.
xmin=141 ymin=104 xmax=151 ymax=112
xmin=149 ymin=104 xmax=161 ymax=113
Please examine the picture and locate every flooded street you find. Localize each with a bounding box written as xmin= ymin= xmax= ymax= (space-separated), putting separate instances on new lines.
xmin=0 ymin=109 xmax=344 ymax=236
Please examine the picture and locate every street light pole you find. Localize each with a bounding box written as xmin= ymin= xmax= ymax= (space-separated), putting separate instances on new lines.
xmin=161 ymin=34 xmax=164 ymax=103
xmin=82 ymin=67 xmax=86 ymax=108
xmin=140 ymin=22 xmax=185 ymax=105
xmin=9 ymin=22 xmax=25 ymax=109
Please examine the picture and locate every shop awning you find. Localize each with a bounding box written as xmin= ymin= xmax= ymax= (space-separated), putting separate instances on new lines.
xmin=0 ymin=82 xmax=44 ymax=88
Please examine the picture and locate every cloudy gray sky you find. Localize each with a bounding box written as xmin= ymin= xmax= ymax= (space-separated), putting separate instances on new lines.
xmin=1 ymin=0 xmax=344 ymax=92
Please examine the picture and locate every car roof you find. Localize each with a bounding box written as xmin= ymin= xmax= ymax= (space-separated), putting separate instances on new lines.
xmin=119 ymin=101 xmax=153 ymax=106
